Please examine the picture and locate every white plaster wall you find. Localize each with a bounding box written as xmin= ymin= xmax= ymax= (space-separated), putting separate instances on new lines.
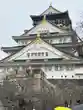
xmin=51 ymin=37 xmax=72 ymax=44
xmin=26 ymin=21 xmax=65 ymax=35
xmin=13 ymin=43 xmax=63 ymax=60
xmin=18 ymin=40 xmax=31 ymax=45
xmin=0 ymin=65 xmax=83 ymax=80
xmin=41 ymin=65 xmax=83 ymax=79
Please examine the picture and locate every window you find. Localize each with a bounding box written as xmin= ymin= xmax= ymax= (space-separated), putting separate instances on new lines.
xmin=31 ymin=53 xmax=34 ymax=56
xmin=46 ymin=52 xmax=48 ymax=56
xmin=27 ymin=53 xmax=30 ymax=57
xmin=65 ymin=76 xmax=67 ymax=78
xmin=59 ymin=65 xmax=63 ymax=71
xmin=55 ymin=65 xmax=58 ymax=71
xmin=38 ymin=52 xmax=41 ymax=56
xmin=34 ymin=53 xmax=37 ymax=56
xmin=61 ymin=75 xmax=63 ymax=78
xmin=45 ymin=66 xmax=48 ymax=71
xmin=50 ymin=40 xmax=52 ymax=43
xmin=46 ymin=40 xmax=49 ymax=42
xmin=52 ymin=20 xmax=55 ymax=23
xmin=58 ymin=19 xmax=60 ymax=24
xmin=42 ymin=52 xmax=44 ymax=56
xmin=66 ymin=66 xmax=70 ymax=70
xmin=63 ymin=38 xmax=66 ymax=43
xmin=72 ymin=75 xmax=74 ymax=78
xmin=27 ymin=52 xmax=49 ymax=57
xmin=66 ymin=65 xmax=74 ymax=71
xmin=48 ymin=65 xmax=52 ymax=71
xmin=59 ymin=19 xmax=62 ymax=24
xmin=79 ymin=76 xmax=80 ymax=79
xmin=62 ymin=19 xmax=65 ymax=25
xmin=55 ymin=65 xmax=63 ymax=71
xmin=55 ymin=19 xmax=58 ymax=24
xmin=59 ymin=38 xmax=62 ymax=43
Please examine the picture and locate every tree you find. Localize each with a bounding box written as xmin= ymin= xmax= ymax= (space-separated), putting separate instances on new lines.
xmin=75 ymin=13 xmax=83 ymax=38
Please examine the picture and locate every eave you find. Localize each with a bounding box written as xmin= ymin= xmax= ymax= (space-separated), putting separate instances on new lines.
xmin=1 ymin=42 xmax=81 ymax=54
xmin=30 ymin=11 xmax=69 ymax=21
xmin=1 ymin=45 xmax=25 ymax=53
xmin=0 ymin=60 xmax=83 ymax=67
xmin=12 ymin=32 xmax=73 ymax=42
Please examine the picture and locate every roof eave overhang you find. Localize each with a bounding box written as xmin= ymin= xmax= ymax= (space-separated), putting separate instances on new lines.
xmin=30 ymin=11 xmax=69 ymax=21
xmin=0 ymin=60 xmax=83 ymax=67
xmin=1 ymin=46 xmax=25 ymax=53
xmin=12 ymin=32 xmax=73 ymax=41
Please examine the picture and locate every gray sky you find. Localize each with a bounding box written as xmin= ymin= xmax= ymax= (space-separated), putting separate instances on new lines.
xmin=0 ymin=0 xmax=83 ymax=59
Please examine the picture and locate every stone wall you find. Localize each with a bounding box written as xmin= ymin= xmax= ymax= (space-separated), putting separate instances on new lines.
xmin=48 ymin=79 xmax=83 ymax=106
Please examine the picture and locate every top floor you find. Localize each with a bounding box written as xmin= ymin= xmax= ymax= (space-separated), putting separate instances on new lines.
xmin=30 ymin=5 xmax=72 ymax=27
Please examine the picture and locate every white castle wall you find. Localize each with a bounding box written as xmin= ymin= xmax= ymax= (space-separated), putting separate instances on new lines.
xmin=0 ymin=64 xmax=83 ymax=82
xmin=18 ymin=36 xmax=72 ymax=46
xmin=41 ymin=65 xmax=83 ymax=79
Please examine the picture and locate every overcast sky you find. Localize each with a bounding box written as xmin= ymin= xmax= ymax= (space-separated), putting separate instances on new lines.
xmin=0 ymin=0 xmax=83 ymax=59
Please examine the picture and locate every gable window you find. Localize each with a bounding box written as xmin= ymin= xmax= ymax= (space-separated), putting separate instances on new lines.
xmin=27 ymin=52 xmax=49 ymax=57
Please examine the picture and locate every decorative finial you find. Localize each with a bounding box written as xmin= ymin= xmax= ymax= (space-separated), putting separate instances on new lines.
xmin=44 ymin=15 xmax=46 ymax=20
xmin=42 ymin=15 xmax=46 ymax=24
xmin=50 ymin=2 xmax=52 ymax=6
xmin=34 ymin=32 xmax=41 ymax=44
xmin=49 ymin=0 xmax=52 ymax=7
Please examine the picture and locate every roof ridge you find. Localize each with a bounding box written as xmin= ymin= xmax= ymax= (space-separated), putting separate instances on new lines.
xmin=41 ymin=5 xmax=61 ymax=15
xmin=1 ymin=45 xmax=25 ymax=49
